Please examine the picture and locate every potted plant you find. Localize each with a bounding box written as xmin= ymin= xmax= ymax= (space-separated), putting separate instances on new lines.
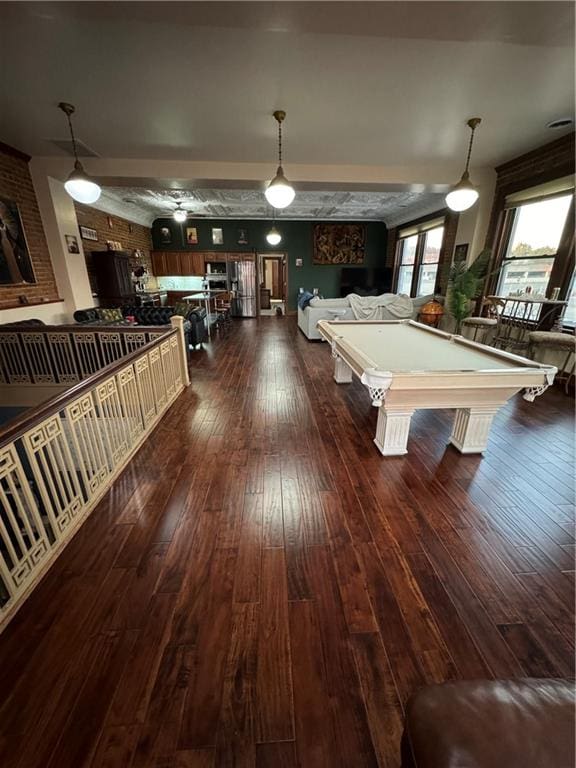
xmin=447 ymin=248 xmax=492 ymax=333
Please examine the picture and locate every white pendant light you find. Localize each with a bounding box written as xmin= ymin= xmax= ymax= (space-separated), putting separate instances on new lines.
xmin=173 ymin=202 xmax=187 ymax=222
xmin=446 ymin=118 xmax=481 ymax=212
xmin=58 ymin=102 xmax=101 ymax=204
xmin=265 ymin=110 xmax=295 ymax=209
xmin=266 ymin=226 xmax=282 ymax=246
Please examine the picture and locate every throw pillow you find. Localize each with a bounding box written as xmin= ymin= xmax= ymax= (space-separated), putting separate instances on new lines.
xmin=173 ymin=301 xmax=190 ymax=318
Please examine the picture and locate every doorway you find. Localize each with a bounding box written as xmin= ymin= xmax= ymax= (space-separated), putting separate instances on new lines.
xmin=258 ymin=253 xmax=287 ymax=316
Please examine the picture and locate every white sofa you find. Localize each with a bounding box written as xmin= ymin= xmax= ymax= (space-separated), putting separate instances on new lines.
xmin=297 ymin=294 xmax=437 ymax=340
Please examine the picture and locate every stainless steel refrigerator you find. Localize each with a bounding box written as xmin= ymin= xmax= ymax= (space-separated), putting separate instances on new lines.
xmin=228 ymin=260 xmax=257 ymax=317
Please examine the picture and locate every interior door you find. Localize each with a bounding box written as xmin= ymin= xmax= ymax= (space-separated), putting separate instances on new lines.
xmin=262 ymin=256 xmax=284 ymax=299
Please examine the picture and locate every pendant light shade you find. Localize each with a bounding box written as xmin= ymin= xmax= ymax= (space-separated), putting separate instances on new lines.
xmin=265 ymin=110 xmax=295 ymax=209
xmin=266 ymin=225 xmax=282 ymax=246
xmin=265 ymin=168 xmax=296 ymax=209
xmin=58 ymin=102 xmax=101 ymax=204
xmin=173 ymin=203 xmax=187 ymax=222
xmin=446 ymin=118 xmax=481 ymax=213
xmin=64 ymin=160 xmax=102 ymax=204
xmin=445 ymin=172 xmax=479 ymax=212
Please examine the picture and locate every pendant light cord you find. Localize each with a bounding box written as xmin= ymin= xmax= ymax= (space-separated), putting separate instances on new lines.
xmin=277 ymin=120 xmax=283 ymax=167
xmin=464 ymin=122 xmax=478 ymax=174
xmin=64 ymin=111 xmax=80 ymax=164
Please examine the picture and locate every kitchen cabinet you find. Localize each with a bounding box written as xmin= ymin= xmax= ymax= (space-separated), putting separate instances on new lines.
xmin=180 ymin=252 xmax=205 ymax=275
xmin=151 ymin=251 xmax=205 ymax=276
xmin=151 ymin=252 xmax=170 ymax=276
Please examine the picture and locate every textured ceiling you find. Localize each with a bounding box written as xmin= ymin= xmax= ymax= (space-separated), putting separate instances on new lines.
xmin=1 ymin=2 xmax=573 ymax=166
xmin=94 ymin=186 xmax=447 ymax=228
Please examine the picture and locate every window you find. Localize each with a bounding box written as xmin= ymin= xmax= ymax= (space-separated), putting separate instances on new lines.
xmin=496 ymin=194 xmax=572 ymax=299
xmin=418 ymin=226 xmax=443 ymax=297
xmin=564 ymin=270 xmax=576 ymax=327
xmin=395 ymin=222 xmax=445 ymax=297
xmin=396 ymin=235 xmax=417 ymax=295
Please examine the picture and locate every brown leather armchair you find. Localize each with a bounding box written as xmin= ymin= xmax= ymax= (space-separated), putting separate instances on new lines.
xmin=401 ymin=679 xmax=575 ymax=768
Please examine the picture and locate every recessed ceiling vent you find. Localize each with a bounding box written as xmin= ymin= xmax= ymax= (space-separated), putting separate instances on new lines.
xmin=546 ymin=118 xmax=574 ymax=130
xmin=49 ymin=138 xmax=100 ymax=157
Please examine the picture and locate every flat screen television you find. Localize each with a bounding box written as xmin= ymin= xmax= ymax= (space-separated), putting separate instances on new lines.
xmin=340 ymin=267 xmax=392 ymax=297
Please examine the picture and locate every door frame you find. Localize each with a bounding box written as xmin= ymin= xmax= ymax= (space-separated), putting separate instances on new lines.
xmin=257 ymin=252 xmax=288 ymax=315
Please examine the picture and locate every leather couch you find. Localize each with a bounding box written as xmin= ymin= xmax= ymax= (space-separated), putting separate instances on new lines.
xmin=123 ymin=305 xmax=208 ymax=349
xmin=74 ymin=305 xmax=207 ymax=349
xmin=401 ymin=679 xmax=575 ymax=768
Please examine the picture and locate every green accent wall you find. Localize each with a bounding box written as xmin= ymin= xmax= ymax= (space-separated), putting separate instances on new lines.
xmin=151 ymin=218 xmax=388 ymax=310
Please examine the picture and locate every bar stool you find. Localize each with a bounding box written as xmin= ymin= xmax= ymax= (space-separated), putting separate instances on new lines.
xmin=528 ymin=330 xmax=575 ymax=393
xmin=461 ymin=298 xmax=503 ymax=345
xmin=215 ymin=295 xmax=232 ymax=333
xmin=461 ymin=316 xmax=497 ymax=343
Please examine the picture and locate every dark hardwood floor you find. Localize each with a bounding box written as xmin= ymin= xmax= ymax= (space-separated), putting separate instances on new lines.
xmin=0 ymin=317 xmax=574 ymax=768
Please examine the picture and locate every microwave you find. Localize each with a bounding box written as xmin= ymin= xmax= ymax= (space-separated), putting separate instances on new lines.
xmin=206 ymin=274 xmax=228 ymax=290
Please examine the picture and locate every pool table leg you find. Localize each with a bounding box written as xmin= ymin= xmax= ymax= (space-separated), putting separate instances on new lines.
xmin=374 ymin=407 xmax=415 ymax=456
xmin=449 ymin=407 xmax=499 ymax=454
xmin=333 ymin=357 xmax=353 ymax=383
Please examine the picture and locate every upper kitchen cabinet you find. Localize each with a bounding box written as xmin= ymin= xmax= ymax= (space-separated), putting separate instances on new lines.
xmin=180 ymin=252 xmax=205 ymax=275
xmin=151 ymin=251 xmax=180 ymax=276
xmin=151 ymin=251 xmax=205 ymax=276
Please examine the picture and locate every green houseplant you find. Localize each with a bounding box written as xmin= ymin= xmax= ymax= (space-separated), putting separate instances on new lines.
xmin=447 ymin=247 xmax=492 ymax=333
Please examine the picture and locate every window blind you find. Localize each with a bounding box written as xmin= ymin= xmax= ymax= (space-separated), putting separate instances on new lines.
xmin=398 ymin=216 xmax=444 ymax=239
xmin=504 ymin=175 xmax=574 ymax=208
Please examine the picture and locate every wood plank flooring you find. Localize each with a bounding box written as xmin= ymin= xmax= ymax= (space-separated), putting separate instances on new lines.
xmin=0 ymin=317 xmax=574 ymax=768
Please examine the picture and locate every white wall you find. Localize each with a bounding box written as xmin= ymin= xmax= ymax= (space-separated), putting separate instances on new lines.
xmin=0 ymin=301 xmax=68 ymax=325
xmin=28 ymin=164 xmax=95 ymax=321
xmin=453 ymin=169 xmax=497 ymax=264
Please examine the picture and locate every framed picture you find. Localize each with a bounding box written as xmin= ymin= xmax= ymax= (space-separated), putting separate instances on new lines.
xmin=65 ymin=235 xmax=80 ymax=253
xmin=212 ymin=227 xmax=224 ymax=245
xmin=295 ymin=258 xmax=303 ymax=267
xmin=186 ymin=227 xmax=198 ymax=245
xmin=312 ymin=223 xmax=365 ymax=265
xmin=0 ymin=196 xmax=36 ymax=284
xmin=237 ymin=228 xmax=248 ymax=245
xmin=454 ymin=243 xmax=469 ymax=262
xmin=79 ymin=225 xmax=98 ymax=241
xmin=160 ymin=226 xmax=172 ymax=244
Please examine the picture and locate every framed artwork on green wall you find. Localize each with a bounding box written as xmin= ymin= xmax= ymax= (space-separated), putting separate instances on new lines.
xmin=312 ymin=223 xmax=365 ymax=265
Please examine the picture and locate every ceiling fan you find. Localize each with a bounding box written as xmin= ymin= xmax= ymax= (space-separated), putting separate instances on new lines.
xmin=164 ymin=193 xmax=206 ymax=222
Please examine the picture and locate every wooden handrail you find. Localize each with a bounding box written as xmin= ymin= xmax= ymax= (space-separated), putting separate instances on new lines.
xmin=0 ymin=328 xmax=177 ymax=450
xmin=0 ymin=324 xmax=174 ymax=334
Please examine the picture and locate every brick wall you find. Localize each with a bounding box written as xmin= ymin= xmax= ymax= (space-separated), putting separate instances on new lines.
xmin=485 ymin=132 xmax=575 ymax=249
xmin=437 ymin=211 xmax=459 ymax=294
xmin=74 ymin=204 xmax=153 ymax=293
xmin=0 ymin=142 xmax=59 ymax=311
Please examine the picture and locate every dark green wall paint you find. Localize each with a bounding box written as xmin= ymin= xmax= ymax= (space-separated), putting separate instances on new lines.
xmin=151 ymin=218 xmax=388 ymax=310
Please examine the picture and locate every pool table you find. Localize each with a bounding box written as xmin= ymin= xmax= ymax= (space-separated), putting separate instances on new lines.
xmin=317 ymin=319 xmax=557 ymax=456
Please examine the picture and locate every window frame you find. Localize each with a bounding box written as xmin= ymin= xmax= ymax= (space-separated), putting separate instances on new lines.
xmin=490 ymin=192 xmax=575 ymax=327
xmin=417 ymin=226 xmax=444 ymax=297
xmin=394 ymin=222 xmax=445 ymax=298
